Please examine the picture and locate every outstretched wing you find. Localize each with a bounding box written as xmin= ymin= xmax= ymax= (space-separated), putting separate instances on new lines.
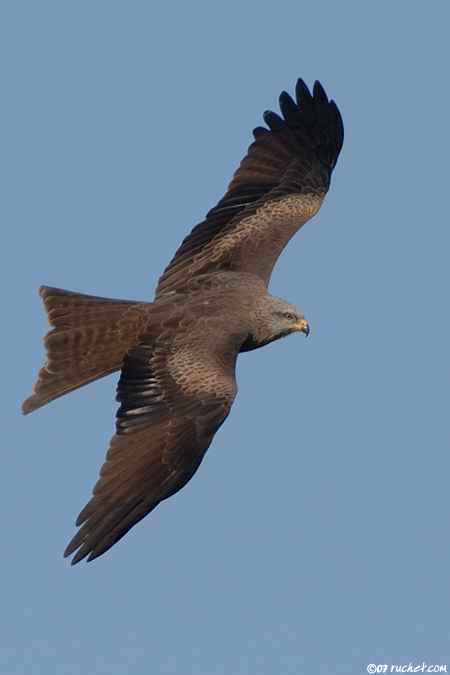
xmin=155 ymin=79 xmax=343 ymax=298
xmin=64 ymin=327 xmax=241 ymax=564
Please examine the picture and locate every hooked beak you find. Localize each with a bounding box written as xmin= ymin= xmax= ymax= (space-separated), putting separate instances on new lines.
xmin=293 ymin=318 xmax=309 ymax=337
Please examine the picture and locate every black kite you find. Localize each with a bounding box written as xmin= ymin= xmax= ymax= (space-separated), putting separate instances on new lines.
xmin=23 ymin=79 xmax=344 ymax=563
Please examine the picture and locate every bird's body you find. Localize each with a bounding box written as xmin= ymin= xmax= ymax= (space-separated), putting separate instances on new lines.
xmin=23 ymin=79 xmax=343 ymax=563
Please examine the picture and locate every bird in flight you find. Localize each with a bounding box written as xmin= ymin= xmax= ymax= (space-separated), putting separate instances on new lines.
xmin=23 ymin=79 xmax=343 ymax=563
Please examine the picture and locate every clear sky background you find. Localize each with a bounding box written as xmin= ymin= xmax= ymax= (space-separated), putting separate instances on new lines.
xmin=2 ymin=2 xmax=450 ymax=673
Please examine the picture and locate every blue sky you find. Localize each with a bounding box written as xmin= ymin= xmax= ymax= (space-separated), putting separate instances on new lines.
xmin=3 ymin=2 xmax=450 ymax=673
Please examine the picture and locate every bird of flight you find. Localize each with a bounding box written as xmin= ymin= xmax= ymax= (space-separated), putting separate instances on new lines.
xmin=23 ymin=79 xmax=343 ymax=563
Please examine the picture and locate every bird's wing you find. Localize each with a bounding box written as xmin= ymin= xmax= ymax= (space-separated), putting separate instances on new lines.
xmin=155 ymin=79 xmax=343 ymax=298
xmin=64 ymin=325 xmax=242 ymax=563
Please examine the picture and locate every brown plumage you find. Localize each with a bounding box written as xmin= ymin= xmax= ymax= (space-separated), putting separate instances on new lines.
xmin=23 ymin=79 xmax=343 ymax=563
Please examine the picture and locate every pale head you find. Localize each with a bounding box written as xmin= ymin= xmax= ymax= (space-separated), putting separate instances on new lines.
xmin=241 ymin=294 xmax=309 ymax=351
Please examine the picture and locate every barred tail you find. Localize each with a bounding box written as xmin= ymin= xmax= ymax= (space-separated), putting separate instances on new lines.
xmin=22 ymin=286 xmax=148 ymax=414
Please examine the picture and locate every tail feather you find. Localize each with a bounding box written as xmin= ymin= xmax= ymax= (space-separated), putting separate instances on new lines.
xmin=22 ymin=286 xmax=149 ymax=414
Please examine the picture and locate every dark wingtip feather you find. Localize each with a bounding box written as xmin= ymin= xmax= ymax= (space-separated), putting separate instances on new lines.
xmin=329 ymin=99 xmax=344 ymax=156
xmin=295 ymin=78 xmax=313 ymax=104
xmin=252 ymin=125 xmax=270 ymax=140
xmin=262 ymin=110 xmax=287 ymax=132
xmin=311 ymin=80 xmax=331 ymax=128
xmin=313 ymin=80 xmax=329 ymax=103
xmin=294 ymin=79 xmax=316 ymax=129
xmin=295 ymin=77 xmax=311 ymax=99
xmin=278 ymin=91 xmax=300 ymax=128
xmin=64 ymin=536 xmax=92 ymax=564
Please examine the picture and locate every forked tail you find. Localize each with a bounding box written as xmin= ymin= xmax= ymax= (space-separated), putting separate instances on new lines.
xmin=22 ymin=286 xmax=148 ymax=414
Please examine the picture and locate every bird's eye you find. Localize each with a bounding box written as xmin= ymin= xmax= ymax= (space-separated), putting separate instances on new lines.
xmin=283 ymin=312 xmax=294 ymax=321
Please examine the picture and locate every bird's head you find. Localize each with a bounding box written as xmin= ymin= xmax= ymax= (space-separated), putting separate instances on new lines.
xmin=240 ymin=295 xmax=309 ymax=351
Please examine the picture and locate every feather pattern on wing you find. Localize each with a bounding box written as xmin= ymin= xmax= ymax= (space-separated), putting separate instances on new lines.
xmin=64 ymin=310 xmax=245 ymax=563
xmin=155 ymin=79 xmax=343 ymax=297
